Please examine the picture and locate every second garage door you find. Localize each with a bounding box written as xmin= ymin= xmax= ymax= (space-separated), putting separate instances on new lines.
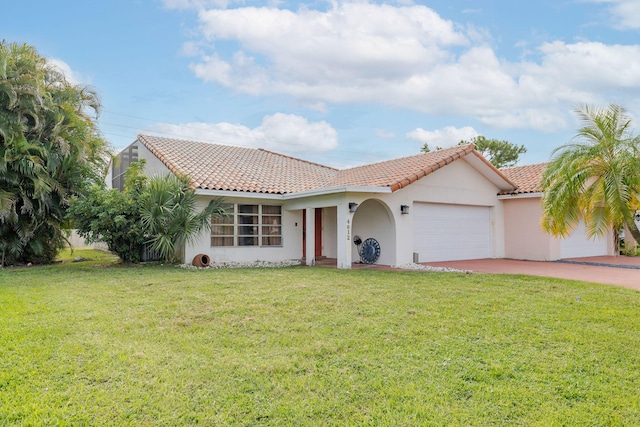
xmin=413 ymin=203 xmax=492 ymax=262
xmin=560 ymin=221 xmax=609 ymax=258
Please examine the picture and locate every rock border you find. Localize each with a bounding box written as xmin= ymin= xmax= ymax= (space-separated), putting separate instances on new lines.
xmin=179 ymin=259 xmax=302 ymax=270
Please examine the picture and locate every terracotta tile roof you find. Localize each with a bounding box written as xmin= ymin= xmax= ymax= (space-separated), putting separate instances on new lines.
xmin=137 ymin=135 xmax=513 ymax=195
xmin=138 ymin=135 xmax=337 ymax=194
xmin=500 ymin=163 xmax=548 ymax=194
xmin=335 ymin=144 xmax=477 ymax=191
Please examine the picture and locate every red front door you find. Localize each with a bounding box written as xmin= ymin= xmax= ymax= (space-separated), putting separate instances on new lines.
xmin=302 ymin=209 xmax=322 ymax=258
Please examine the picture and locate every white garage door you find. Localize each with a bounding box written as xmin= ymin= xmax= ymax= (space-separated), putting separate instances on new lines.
xmin=413 ymin=203 xmax=492 ymax=262
xmin=560 ymin=221 xmax=608 ymax=258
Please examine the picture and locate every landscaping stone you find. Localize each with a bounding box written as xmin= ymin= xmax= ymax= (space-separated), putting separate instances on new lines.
xmin=179 ymin=259 xmax=302 ymax=270
xmin=395 ymin=263 xmax=472 ymax=273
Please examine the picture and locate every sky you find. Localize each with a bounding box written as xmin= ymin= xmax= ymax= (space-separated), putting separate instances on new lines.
xmin=4 ymin=0 xmax=640 ymax=168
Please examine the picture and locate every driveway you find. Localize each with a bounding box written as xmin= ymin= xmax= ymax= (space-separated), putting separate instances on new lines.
xmin=425 ymin=256 xmax=640 ymax=290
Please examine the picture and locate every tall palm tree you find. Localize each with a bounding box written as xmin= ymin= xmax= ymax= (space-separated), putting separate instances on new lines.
xmin=0 ymin=41 xmax=109 ymax=265
xmin=541 ymin=103 xmax=640 ymax=251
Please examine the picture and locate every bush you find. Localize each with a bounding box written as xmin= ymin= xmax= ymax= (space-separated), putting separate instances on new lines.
xmin=68 ymin=161 xmax=226 ymax=263
xmin=67 ymin=162 xmax=147 ymax=263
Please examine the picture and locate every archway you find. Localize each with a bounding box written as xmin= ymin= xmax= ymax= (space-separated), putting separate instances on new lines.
xmin=351 ymin=199 xmax=396 ymax=265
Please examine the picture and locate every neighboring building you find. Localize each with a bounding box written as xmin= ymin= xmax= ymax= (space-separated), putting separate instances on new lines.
xmin=106 ymin=135 xmax=614 ymax=267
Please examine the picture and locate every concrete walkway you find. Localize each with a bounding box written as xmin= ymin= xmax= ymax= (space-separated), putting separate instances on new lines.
xmin=425 ymin=256 xmax=640 ymax=290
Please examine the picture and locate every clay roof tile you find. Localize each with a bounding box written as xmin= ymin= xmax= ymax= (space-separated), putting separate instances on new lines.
xmin=136 ymin=136 xmax=507 ymax=195
xmin=333 ymin=144 xmax=476 ymax=190
xmin=499 ymin=163 xmax=548 ymax=195
xmin=137 ymin=135 xmax=338 ymax=194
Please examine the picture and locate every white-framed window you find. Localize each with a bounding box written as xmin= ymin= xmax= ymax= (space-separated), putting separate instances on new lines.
xmin=211 ymin=204 xmax=282 ymax=247
xmin=210 ymin=203 xmax=235 ymax=247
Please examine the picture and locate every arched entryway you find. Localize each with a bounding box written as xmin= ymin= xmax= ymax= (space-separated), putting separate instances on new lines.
xmin=351 ymin=199 xmax=396 ymax=265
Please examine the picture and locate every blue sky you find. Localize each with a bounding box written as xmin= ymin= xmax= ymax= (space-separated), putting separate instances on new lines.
xmin=5 ymin=0 xmax=640 ymax=168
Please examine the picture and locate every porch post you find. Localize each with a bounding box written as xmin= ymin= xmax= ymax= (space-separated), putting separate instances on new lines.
xmin=336 ymin=203 xmax=352 ymax=269
xmin=305 ymin=208 xmax=315 ymax=266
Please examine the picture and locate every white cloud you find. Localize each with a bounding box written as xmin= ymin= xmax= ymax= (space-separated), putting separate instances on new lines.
xmin=192 ymin=2 xmax=468 ymax=91
xmin=181 ymin=1 xmax=640 ymax=133
xmin=47 ymin=58 xmax=90 ymax=85
xmin=406 ymin=126 xmax=478 ymax=148
xmin=584 ymin=0 xmax=640 ymax=29
xmin=534 ymin=41 xmax=640 ymax=89
xmin=611 ymin=0 xmax=640 ymax=29
xmin=147 ymin=113 xmax=338 ymax=153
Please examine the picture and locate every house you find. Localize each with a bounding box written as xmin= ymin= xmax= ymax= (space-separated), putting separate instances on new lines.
xmin=500 ymin=163 xmax=614 ymax=260
xmin=107 ymin=135 xmax=614 ymax=267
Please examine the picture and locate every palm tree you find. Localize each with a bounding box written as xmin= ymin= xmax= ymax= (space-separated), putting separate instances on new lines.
xmin=541 ymin=103 xmax=640 ymax=252
xmin=140 ymin=174 xmax=226 ymax=263
xmin=0 ymin=41 xmax=109 ymax=265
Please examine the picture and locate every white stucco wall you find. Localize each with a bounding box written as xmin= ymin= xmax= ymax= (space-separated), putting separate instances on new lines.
xmin=297 ymin=157 xmax=510 ymax=267
xmin=382 ymin=158 xmax=508 ymax=265
xmin=322 ymin=206 xmax=338 ymax=258
xmin=351 ymin=199 xmax=395 ymax=265
xmin=184 ymin=196 xmax=303 ymax=265
xmin=137 ymin=142 xmax=171 ymax=177
xmin=285 ymin=193 xmax=350 ymax=260
xmin=180 ymin=157 xmax=521 ymax=267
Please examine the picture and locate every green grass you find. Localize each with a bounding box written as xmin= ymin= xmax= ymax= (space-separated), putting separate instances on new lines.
xmin=1 ymin=249 xmax=639 ymax=426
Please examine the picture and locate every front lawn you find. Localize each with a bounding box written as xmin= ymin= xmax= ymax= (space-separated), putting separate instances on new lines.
xmin=1 ymin=250 xmax=639 ymax=426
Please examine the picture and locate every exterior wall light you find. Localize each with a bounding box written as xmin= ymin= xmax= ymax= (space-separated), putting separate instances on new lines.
xmin=349 ymin=202 xmax=359 ymax=213
xmin=401 ymin=204 xmax=410 ymax=215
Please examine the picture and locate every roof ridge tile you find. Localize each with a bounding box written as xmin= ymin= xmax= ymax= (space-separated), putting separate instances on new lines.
xmin=258 ymin=148 xmax=338 ymax=171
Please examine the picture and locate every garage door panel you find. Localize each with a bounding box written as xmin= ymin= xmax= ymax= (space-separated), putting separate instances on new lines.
xmin=414 ymin=203 xmax=492 ymax=262
xmin=560 ymin=221 xmax=608 ymax=258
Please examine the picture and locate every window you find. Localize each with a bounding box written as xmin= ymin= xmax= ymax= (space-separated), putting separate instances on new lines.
xmin=211 ymin=204 xmax=282 ymax=247
xmin=210 ymin=203 xmax=234 ymax=246
xmin=112 ymin=144 xmax=139 ymax=191
xmin=262 ymin=205 xmax=282 ymax=246
xmin=238 ymin=204 xmax=259 ymax=246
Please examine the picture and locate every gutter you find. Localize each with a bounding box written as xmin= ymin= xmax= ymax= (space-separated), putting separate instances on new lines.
xmin=497 ymin=192 xmax=543 ymax=200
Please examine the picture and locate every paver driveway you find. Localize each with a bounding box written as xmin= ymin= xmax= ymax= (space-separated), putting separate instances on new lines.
xmin=425 ymin=256 xmax=640 ymax=290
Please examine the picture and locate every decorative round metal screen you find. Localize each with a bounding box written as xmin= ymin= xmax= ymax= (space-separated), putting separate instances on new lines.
xmin=359 ymin=238 xmax=381 ymax=264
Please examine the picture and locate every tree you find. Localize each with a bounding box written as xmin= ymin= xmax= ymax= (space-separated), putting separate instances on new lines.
xmin=541 ymin=103 xmax=640 ymax=252
xmin=420 ymin=143 xmax=443 ymax=153
xmin=459 ymin=136 xmax=527 ymax=168
xmin=140 ymin=174 xmax=226 ymax=263
xmin=67 ymin=161 xmax=148 ymax=263
xmin=0 ymin=41 xmax=109 ymax=266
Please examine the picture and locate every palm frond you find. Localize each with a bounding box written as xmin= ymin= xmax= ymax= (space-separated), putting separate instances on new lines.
xmin=542 ymin=103 xmax=640 ymax=250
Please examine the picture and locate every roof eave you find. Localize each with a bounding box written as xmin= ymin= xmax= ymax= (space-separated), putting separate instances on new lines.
xmin=194 ymin=189 xmax=285 ymax=199
xmin=283 ymin=185 xmax=392 ymax=199
xmin=497 ymin=191 xmax=543 ymax=199
xmin=194 ymin=185 xmax=392 ymax=200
